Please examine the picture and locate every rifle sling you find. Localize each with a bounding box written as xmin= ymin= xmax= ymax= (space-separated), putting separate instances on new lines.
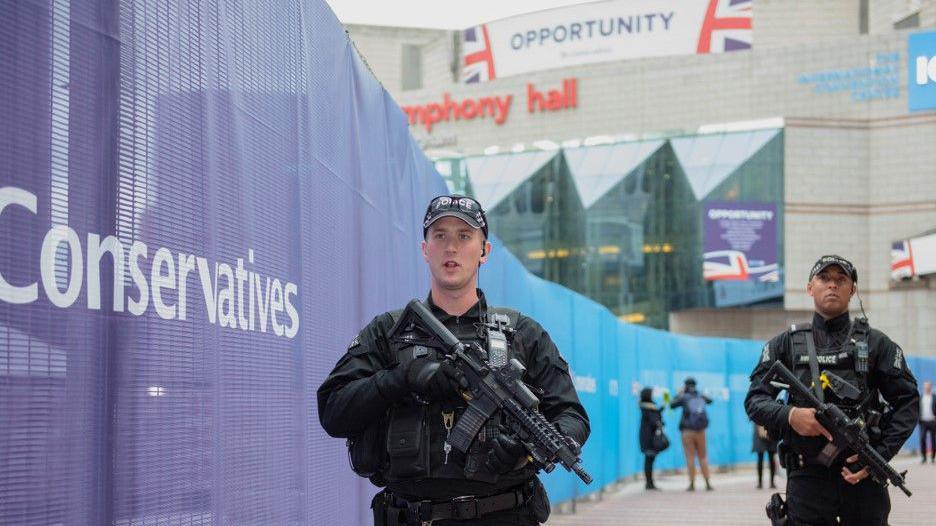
xmin=805 ymin=331 xmax=824 ymax=403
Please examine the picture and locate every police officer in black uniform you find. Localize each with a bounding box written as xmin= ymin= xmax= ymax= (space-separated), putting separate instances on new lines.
xmin=317 ymin=195 xmax=590 ymax=525
xmin=745 ymin=255 xmax=919 ymax=525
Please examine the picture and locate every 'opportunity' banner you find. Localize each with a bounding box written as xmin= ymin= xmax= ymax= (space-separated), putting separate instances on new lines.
xmin=461 ymin=0 xmax=752 ymax=83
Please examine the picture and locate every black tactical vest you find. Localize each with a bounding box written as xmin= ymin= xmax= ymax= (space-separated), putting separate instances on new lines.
xmin=785 ymin=318 xmax=876 ymax=458
xmin=380 ymin=305 xmax=521 ymax=485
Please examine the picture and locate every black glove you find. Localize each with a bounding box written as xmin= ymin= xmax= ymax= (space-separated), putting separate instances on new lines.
xmin=555 ymin=422 xmax=582 ymax=455
xmin=485 ymin=431 xmax=527 ymax=474
xmin=375 ymin=355 xmax=465 ymax=404
xmin=407 ymin=358 xmax=465 ymax=403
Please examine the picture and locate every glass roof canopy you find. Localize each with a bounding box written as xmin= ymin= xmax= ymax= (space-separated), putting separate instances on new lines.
xmin=454 ymin=128 xmax=781 ymax=210
xmin=434 ymin=128 xmax=785 ymax=328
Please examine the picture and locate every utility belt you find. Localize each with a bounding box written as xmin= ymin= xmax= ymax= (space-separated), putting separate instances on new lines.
xmin=779 ymin=444 xmax=860 ymax=473
xmin=778 ymin=437 xmax=842 ymax=472
xmin=780 ymin=450 xmax=831 ymax=472
xmin=371 ymin=482 xmax=531 ymax=525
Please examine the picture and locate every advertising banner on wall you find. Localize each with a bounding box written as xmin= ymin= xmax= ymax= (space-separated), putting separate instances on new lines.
xmin=703 ymin=202 xmax=778 ymax=282
xmin=461 ymin=0 xmax=752 ymax=83
xmin=712 ymin=275 xmax=784 ymax=308
xmin=908 ymin=30 xmax=936 ymax=112
xmin=891 ymin=232 xmax=936 ymax=280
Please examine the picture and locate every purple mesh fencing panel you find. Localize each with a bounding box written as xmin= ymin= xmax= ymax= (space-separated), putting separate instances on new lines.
xmin=1 ymin=1 xmax=445 ymax=524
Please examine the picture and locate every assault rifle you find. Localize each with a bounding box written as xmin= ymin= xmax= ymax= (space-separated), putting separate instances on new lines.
xmin=399 ymin=299 xmax=592 ymax=484
xmin=766 ymin=361 xmax=911 ymax=497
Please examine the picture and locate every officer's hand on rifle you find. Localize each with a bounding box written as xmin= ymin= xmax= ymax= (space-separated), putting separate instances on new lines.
xmin=841 ymin=454 xmax=870 ymax=484
xmin=485 ymin=429 xmax=528 ymax=474
xmin=407 ymin=357 xmax=466 ymax=402
xmin=380 ymin=356 xmax=464 ymax=403
xmin=788 ymin=407 xmax=833 ymax=441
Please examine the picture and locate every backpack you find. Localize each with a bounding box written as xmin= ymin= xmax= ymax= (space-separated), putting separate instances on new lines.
xmin=684 ymin=395 xmax=709 ymax=431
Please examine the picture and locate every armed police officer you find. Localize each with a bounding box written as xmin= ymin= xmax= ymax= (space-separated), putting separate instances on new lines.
xmin=317 ymin=195 xmax=590 ymax=525
xmin=745 ymin=255 xmax=919 ymax=525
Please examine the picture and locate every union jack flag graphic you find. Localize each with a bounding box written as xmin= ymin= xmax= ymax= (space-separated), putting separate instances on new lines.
xmin=697 ymin=0 xmax=753 ymax=54
xmin=462 ymin=25 xmax=496 ymax=84
xmin=703 ymin=250 xmax=779 ymax=282
xmin=891 ymin=240 xmax=915 ymax=280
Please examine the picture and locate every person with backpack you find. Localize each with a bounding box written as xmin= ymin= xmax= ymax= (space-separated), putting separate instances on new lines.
xmin=639 ymin=387 xmax=669 ymax=490
xmin=670 ymin=377 xmax=713 ymax=491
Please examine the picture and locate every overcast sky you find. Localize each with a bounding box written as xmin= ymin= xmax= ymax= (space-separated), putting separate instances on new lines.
xmin=324 ymin=0 xmax=598 ymax=29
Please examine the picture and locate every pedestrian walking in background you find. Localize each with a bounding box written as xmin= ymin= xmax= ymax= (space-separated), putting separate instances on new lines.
xmin=921 ymin=380 xmax=935 ymax=463
xmin=670 ymin=377 xmax=713 ymax=491
xmin=753 ymin=424 xmax=778 ymax=489
xmin=639 ymin=387 xmax=668 ymax=490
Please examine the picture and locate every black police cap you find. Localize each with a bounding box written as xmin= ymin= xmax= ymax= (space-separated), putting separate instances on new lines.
xmin=422 ymin=195 xmax=488 ymax=239
xmin=808 ymin=254 xmax=857 ymax=282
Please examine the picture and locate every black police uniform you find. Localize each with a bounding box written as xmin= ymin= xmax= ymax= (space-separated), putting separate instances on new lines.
xmin=317 ymin=290 xmax=590 ymax=525
xmin=745 ymin=311 xmax=919 ymax=526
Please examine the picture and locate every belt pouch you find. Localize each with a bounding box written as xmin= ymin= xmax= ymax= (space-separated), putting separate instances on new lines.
xmin=386 ymin=403 xmax=430 ymax=479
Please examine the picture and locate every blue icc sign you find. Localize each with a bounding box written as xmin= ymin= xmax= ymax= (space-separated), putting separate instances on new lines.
xmin=908 ymin=30 xmax=936 ymax=112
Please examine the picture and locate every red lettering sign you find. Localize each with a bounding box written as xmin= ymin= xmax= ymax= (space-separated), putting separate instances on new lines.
xmin=527 ymin=78 xmax=577 ymax=113
xmin=402 ymin=78 xmax=578 ymax=133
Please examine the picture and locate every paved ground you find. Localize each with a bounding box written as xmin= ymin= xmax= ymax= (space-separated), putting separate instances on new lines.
xmin=548 ymin=455 xmax=934 ymax=525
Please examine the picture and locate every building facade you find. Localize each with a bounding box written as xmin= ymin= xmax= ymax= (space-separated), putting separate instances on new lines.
xmin=345 ymin=0 xmax=936 ymax=355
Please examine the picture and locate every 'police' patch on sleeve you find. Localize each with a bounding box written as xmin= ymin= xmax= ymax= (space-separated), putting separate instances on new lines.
xmin=760 ymin=344 xmax=770 ymax=363
xmin=348 ymin=335 xmax=360 ymax=350
xmin=893 ymin=346 xmax=904 ymax=370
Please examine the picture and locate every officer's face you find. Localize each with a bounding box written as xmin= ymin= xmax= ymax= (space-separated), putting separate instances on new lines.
xmin=807 ymin=265 xmax=855 ymax=319
xmin=422 ymin=217 xmax=491 ymax=292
